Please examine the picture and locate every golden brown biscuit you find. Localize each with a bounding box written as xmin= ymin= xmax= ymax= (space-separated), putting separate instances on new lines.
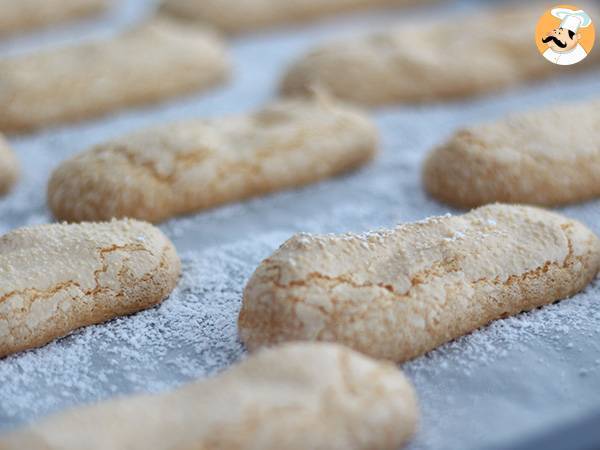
xmin=0 ymin=343 xmax=419 ymax=450
xmin=0 ymin=134 xmax=18 ymax=195
xmin=47 ymin=98 xmax=378 ymax=223
xmin=423 ymin=100 xmax=600 ymax=208
xmin=0 ymin=219 xmax=180 ymax=357
xmin=0 ymin=19 xmax=230 ymax=134
xmin=239 ymin=204 xmax=600 ymax=362
xmin=280 ymin=4 xmax=600 ymax=105
xmin=159 ymin=0 xmax=434 ymax=34
xmin=0 ymin=0 xmax=109 ymax=36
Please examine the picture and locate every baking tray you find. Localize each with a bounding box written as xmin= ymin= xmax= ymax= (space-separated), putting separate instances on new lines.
xmin=0 ymin=1 xmax=599 ymax=449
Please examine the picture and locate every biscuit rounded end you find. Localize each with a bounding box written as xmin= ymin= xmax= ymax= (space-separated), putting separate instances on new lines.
xmin=47 ymin=149 xmax=173 ymax=223
xmin=279 ymin=46 xmax=386 ymax=106
xmin=422 ymin=131 xmax=501 ymax=209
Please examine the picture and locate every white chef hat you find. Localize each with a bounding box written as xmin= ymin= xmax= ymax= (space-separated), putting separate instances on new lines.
xmin=551 ymin=8 xmax=593 ymax=33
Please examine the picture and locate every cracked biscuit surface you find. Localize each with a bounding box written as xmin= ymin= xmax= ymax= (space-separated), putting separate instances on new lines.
xmin=159 ymin=0 xmax=434 ymax=34
xmin=280 ymin=4 xmax=600 ymax=105
xmin=0 ymin=0 xmax=108 ymax=36
xmin=239 ymin=204 xmax=600 ymax=362
xmin=48 ymin=98 xmax=378 ymax=223
xmin=0 ymin=134 xmax=18 ymax=195
xmin=0 ymin=342 xmax=419 ymax=450
xmin=424 ymin=100 xmax=600 ymax=208
xmin=0 ymin=219 xmax=180 ymax=357
xmin=0 ymin=18 xmax=230 ymax=134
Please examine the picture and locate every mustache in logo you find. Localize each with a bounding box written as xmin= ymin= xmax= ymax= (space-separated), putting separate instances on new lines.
xmin=542 ymin=35 xmax=567 ymax=48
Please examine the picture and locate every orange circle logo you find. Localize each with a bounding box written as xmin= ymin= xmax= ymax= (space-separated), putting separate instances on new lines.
xmin=535 ymin=4 xmax=595 ymax=65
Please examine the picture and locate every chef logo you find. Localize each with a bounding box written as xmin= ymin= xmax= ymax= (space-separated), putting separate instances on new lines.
xmin=535 ymin=5 xmax=595 ymax=65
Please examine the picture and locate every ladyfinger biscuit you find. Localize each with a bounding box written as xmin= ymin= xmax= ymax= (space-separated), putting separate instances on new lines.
xmin=159 ymin=0 xmax=433 ymax=34
xmin=239 ymin=204 xmax=600 ymax=362
xmin=47 ymin=98 xmax=378 ymax=223
xmin=0 ymin=134 xmax=18 ymax=195
xmin=280 ymin=4 xmax=600 ymax=105
xmin=0 ymin=219 xmax=180 ymax=357
xmin=424 ymin=100 xmax=600 ymax=208
xmin=0 ymin=0 xmax=108 ymax=37
xmin=0 ymin=343 xmax=419 ymax=450
xmin=0 ymin=19 xmax=229 ymax=133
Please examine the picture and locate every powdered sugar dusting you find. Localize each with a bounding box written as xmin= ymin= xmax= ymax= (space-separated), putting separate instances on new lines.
xmin=405 ymin=278 xmax=600 ymax=450
xmin=0 ymin=234 xmax=286 ymax=426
